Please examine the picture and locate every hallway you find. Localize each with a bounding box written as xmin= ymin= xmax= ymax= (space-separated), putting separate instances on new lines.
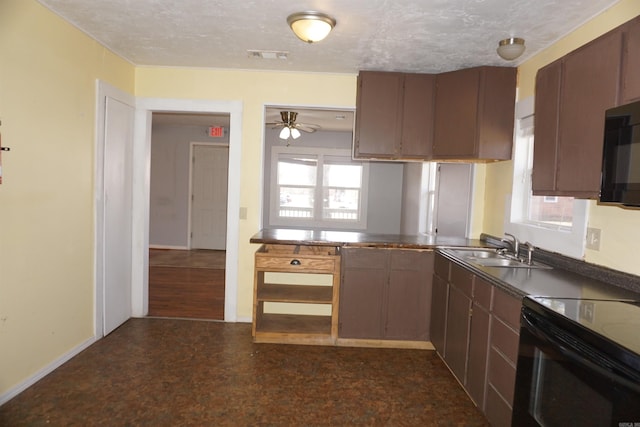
xmin=148 ymin=249 xmax=225 ymax=320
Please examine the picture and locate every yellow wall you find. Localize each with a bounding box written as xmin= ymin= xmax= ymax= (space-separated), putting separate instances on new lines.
xmin=136 ymin=68 xmax=356 ymax=318
xmin=482 ymin=0 xmax=640 ymax=276
xmin=0 ymin=0 xmax=134 ymax=396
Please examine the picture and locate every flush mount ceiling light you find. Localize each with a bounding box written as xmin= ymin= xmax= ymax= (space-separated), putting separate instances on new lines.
xmin=497 ymin=37 xmax=526 ymax=60
xmin=287 ymin=11 xmax=336 ymax=43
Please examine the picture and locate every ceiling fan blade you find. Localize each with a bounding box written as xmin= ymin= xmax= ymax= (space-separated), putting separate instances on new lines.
xmin=295 ymin=123 xmax=321 ymax=133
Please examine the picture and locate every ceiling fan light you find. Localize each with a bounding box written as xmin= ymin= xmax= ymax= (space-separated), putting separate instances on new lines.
xmin=291 ymin=128 xmax=301 ymax=139
xmin=279 ymin=127 xmax=291 ymax=139
xmin=497 ymin=37 xmax=526 ymax=60
xmin=287 ymin=11 xmax=336 ymax=43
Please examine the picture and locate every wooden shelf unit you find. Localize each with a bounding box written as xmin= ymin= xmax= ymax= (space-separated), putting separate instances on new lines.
xmin=252 ymin=244 xmax=341 ymax=345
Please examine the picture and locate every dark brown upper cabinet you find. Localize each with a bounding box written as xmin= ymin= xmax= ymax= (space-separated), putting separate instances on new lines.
xmin=533 ymin=29 xmax=623 ymax=198
xmin=353 ymin=71 xmax=435 ymax=160
xmin=432 ymin=66 xmax=517 ymax=161
xmin=620 ymin=15 xmax=640 ymax=104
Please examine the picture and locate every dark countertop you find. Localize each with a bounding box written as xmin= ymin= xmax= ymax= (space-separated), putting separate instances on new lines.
xmin=250 ymin=228 xmax=640 ymax=302
xmin=250 ymin=228 xmax=486 ymax=249
xmin=438 ymin=248 xmax=640 ymax=301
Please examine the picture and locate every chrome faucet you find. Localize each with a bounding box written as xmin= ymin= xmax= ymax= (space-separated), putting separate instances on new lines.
xmin=523 ymin=242 xmax=535 ymax=265
xmin=502 ymin=233 xmax=520 ymax=258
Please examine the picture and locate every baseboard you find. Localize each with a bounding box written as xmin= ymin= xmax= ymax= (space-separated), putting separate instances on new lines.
xmin=0 ymin=335 xmax=97 ymax=406
xmin=149 ymin=245 xmax=189 ymax=250
xmin=235 ymin=316 xmax=252 ymax=323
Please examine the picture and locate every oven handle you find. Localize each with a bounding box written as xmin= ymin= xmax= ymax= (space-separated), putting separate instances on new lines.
xmin=521 ymin=309 xmax=640 ymax=392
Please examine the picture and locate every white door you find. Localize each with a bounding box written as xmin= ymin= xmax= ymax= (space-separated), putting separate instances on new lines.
xmin=434 ymin=163 xmax=472 ymax=238
xmin=103 ymin=97 xmax=134 ymax=335
xmin=191 ymin=145 xmax=229 ymax=250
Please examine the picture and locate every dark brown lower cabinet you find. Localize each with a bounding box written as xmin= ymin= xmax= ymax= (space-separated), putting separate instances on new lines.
xmin=444 ymin=283 xmax=472 ymax=381
xmin=339 ymin=248 xmax=434 ymax=341
xmin=431 ymin=253 xmax=521 ymax=427
xmin=430 ymin=274 xmax=448 ymax=354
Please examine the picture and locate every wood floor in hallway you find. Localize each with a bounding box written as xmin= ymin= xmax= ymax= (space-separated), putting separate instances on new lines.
xmin=148 ymin=249 xmax=225 ymax=320
xmin=0 ymin=319 xmax=489 ymax=426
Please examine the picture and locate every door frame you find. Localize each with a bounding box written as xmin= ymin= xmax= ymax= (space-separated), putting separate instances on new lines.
xmin=95 ymin=80 xmax=136 ymax=337
xmin=136 ymin=98 xmax=242 ymax=322
xmin=187 ymin=141 xmax=230 ymax=250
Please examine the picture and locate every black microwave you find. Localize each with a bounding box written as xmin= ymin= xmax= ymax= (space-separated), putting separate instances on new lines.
xmin=600 ymin=100 xmax=640 ymax=207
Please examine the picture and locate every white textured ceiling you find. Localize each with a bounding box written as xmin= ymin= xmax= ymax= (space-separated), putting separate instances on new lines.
xmin=37 ymin=0 xmax=622 ymax=74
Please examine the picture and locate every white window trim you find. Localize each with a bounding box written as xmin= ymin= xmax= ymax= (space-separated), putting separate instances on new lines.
xmin=268 ymin=146 xmax=369 ymax=230
xmin=505 ymin=96 xmax=589 ymax=259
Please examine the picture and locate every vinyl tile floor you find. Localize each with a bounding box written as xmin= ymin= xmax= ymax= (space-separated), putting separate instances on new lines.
xmin=0 ymin=318 xmax=489 ymax=426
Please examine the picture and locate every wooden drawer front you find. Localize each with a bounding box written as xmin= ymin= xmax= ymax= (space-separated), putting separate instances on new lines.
xmin=473 ymin=276 xmax=492 ymax=309
xmin=492 ymin=288 xmax=521 ymax=329
xmin=256 ymin=255 xmax=336 ymax=272
xmin=343 ymin=248 xmax=389 ymax=269
xmin=491 ymin=317 xmax=519 ymax=363
xmin=450 ymin=263 xmax=473 ymax=297
xmin=488 ymin=347 xmax=516 ymax=405
xmin=390 ymin=249 xmax=433 ymax=271
xmin=434 ymin=253 xmax=450 ymax=280
xmin=485 ymin=385 xmax=513 ymax=427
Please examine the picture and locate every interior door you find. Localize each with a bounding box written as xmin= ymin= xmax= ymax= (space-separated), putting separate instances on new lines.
xmin=103 ymin=97 xmax=134 ymax=335
xmin=434 ymin=163 xmax=472 ymax=238
xmin=191 ymin=144 xmax=229 ymax=250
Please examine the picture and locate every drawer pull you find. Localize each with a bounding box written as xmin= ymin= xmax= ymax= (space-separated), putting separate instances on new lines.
xmin=290 ymin=259 xmax=301 ymax=266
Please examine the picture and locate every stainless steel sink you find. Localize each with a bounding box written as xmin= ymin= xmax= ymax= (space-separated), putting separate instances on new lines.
xmin=449 ymin=248 xmax=551 ymax=269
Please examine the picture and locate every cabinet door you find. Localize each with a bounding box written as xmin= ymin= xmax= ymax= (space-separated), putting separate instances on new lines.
xmin=433 ymin=68 xmax=480 ymax=158
xmin=354 ymin=71 xmax=404 ymax=159
xmin=556 ymin=29 xmax=622 ymax=197
xmin=339 ymin=248 xmax=388 ymax=339
xmin=385 ymin=250 xmax=433 ymax=340
xmin=476 ymin=67 xmax=517 ymax=160
xmin=467 ymin=303 xmax=490 ymax=409
xmin=400 ymin=73 xmax=435 ymax=159
xmin=621 ymin=16 xmax=640 ymax=104
xmin=444 ymin=284 xmax=472 ymax=383
xmin=430 ymin=274 xmax=448 ymax=354
xmin=532 ymin=59 xmax=562 ymax=194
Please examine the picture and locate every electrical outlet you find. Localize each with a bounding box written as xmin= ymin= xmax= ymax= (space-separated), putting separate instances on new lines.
xmin=586 ymin=227 xmax=601 ymax=251
xmin=579 ymin=301 xmax=595 ymax=324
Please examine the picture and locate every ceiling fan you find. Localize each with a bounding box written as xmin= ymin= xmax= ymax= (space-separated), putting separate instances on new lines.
xmin=267 ymin=111 xmax=321 ymax=141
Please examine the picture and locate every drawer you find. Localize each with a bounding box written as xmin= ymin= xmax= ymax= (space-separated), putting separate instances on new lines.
xmin=434 ymin=253 xmax=450 ymax=279
xmin=450 ymin=263 xmax=473 ymax=297
xmin=485 ymin=384 xmax=513 ymax=427
xmin=343 ymin=248 xmax=389 ymax=270
xmin=491 ymin=316 xmax=519 ymax=363
xmin=488 ymin=347 xmax=517 ymax=405
xmin=473 ymin=276 xmax=493 ymax=309
xmin=255 ymin=255 xmax=337 ymax=272
xmin=492 ymin=288 xmax=522 ymax=329
xmin=390 ymin=249 xmax=433 ymax=271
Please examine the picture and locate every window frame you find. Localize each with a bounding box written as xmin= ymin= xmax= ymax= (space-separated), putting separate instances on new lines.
xmin=506 ymin=96 xmax=589 ymax=259
xmin=268 ymin=146 xmax=369 ymax=230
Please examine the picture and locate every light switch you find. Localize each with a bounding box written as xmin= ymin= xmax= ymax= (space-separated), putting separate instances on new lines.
xmin=586 ymin=227 xmax=601 ymax=251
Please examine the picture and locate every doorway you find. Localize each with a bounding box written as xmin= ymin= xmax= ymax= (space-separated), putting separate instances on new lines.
xmin=147 ymin=113 xmax=230 ymax=320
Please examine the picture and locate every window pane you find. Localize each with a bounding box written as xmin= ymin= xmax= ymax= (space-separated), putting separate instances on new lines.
xmin=278 ymin=157 xmax=317 ymax=186
xmin=324 ymin=163 xmax=362 ymax=188
xmin=278 ymin=186 xmax=314 ymax=218
xmin=528 ymin=195 xmax=574 ymax=228
xmin=323 ymin=188 xmax=360 ymax=220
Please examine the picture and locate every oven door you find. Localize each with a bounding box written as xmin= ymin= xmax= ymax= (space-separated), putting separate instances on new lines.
xmin=512 ymin=305 xmax=640 ymax=427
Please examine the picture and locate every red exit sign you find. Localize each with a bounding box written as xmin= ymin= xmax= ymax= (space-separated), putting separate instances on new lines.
xmin=208 ymin=126 xmax=224 ymax=138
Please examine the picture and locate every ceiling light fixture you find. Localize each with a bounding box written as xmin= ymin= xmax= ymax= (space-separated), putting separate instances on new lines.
xmin=287 ymin=11 xmax=336 ymax=43
xmin=497 ymin=37 xmax=526 ymax=61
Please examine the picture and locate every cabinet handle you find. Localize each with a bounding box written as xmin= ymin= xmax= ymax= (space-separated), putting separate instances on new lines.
xmin=290 ymin=259 xmax=301 ymax=266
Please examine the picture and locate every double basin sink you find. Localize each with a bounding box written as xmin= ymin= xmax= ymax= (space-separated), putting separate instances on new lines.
xmin=449 ymin=248 xmax=552 ymax=269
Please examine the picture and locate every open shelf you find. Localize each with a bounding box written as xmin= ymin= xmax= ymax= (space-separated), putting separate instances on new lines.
xmin=252 ymin=244 xmax=341 ymax=345
xmin=257 ymin=284 xmax=333 ymax=304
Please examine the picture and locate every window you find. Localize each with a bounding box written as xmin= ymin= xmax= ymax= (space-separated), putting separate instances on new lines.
xmin=269 ymin=147 xmax=369 ymax=229
xmin=507 ymin=97 xmax=589 ymax=259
